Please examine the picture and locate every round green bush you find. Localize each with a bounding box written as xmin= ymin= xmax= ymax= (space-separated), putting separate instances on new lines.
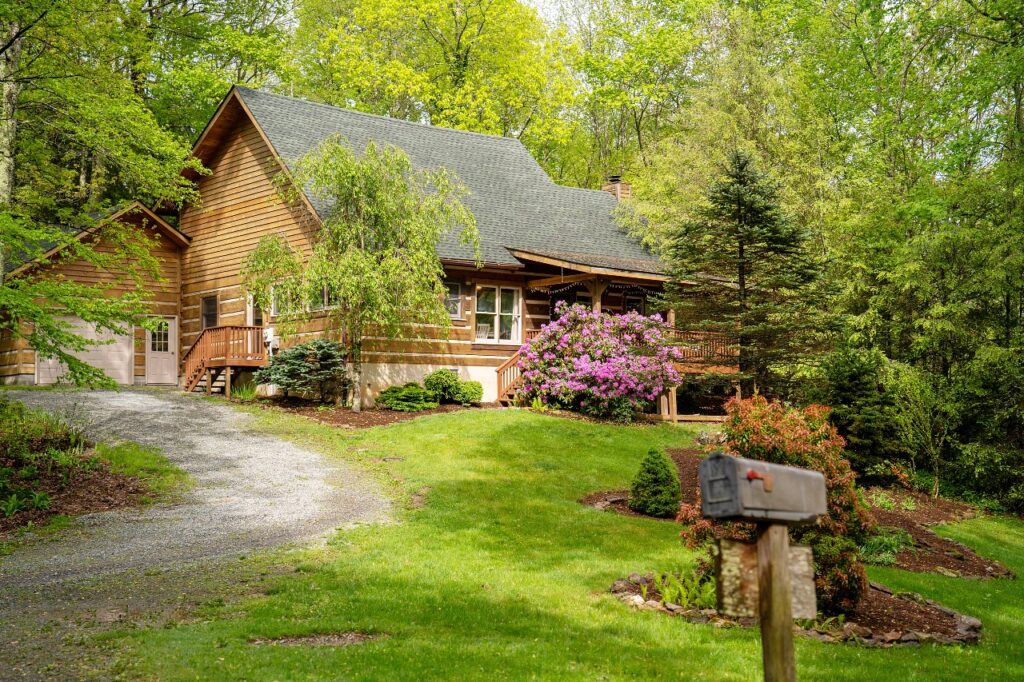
xmin=453 ymin=380 xmax=483 ymax=405
xmin=628 ymin=448 xmax=681 ymax=518
xmin=424 ymin=368 xmax=461 ymax=402
xmin=376 ymin=383 xmax=439 ymax=412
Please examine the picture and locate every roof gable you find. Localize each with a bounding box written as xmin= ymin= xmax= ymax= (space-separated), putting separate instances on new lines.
xmin=223 ymin=86 xmax=661 ymax=273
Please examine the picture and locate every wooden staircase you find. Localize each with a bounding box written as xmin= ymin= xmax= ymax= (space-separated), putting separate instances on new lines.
xmin=182 ymin=325 xmax=267 ymax=394
xmin=496 ymin=350 xmax=524 ymax=405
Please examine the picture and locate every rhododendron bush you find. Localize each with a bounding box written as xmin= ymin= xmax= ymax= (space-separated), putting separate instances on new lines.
xmin=679 ymin=395 xmax=876 ymax=615
xmin=517 ymin=302 xmax=683 ymax=422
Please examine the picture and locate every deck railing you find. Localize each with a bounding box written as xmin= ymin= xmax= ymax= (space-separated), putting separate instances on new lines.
xmin=667 ymin=330 xmax=737 ymax=362
xmin=182 ymin=325 xmax=266 ymax=392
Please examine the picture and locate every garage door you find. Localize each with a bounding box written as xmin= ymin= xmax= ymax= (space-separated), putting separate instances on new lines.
xmin=36 ymin=317 xmax=134 ymax=385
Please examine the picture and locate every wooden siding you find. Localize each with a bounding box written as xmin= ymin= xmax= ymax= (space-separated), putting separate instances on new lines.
xmin=0 ymin=221 xmax=182 ymax=382
xmin=178 ymin=118 xmax=319 ymax=355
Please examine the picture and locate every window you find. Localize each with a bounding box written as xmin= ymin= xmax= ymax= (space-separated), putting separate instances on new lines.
xmin=201 ymin=296 xmax=218 ymax=329
xmin=247 ymin=297 xmax=264 ymax=326
xmin=150 ymin=320 xmax=169 ymax=352
xmin=475 ymin=286 xmax=520 ymax=342
xmin=444 ymin=282 xmax=462 ymax=319
xmin=624 ymin=295 xmax=645 ymax=314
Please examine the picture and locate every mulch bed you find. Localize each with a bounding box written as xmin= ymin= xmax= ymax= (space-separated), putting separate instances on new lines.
xmin=611 ymin=574 xmax=981 ymax=647
xmin=864 ymin=488 xmax=1012 ymax=579
xmin=0 ymin=454 xmax=148 ymax=539
xmin=258 ymin=398 xmax=499 ymax=429
xmin=583 ymin=447 xmax=1012 ymax=579
xmin=587 ymin=447 xmax=1004 ymax=645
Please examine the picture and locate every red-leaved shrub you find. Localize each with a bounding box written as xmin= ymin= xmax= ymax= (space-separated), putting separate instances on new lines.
xmin=679 ymin=395 xmax=875 ymax=615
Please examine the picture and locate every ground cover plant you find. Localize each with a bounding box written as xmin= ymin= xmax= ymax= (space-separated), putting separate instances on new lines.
xmin=0 ymin=397 xmax=189 ymax=537
xmin=517 ymin=301 xmax=682 ymax=422
xmin=101 ymin=408 xmax=1024 ymax=681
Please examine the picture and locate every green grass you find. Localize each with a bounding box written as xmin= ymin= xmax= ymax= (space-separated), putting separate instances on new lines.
xmin=94 ymin=441 xmax=193 ymax=503
xmin=111 ymin=409 xmax=1024 ymax=681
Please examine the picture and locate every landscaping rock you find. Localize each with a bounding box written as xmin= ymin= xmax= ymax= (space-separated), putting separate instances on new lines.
xmin=842 ymin=623 xmax=872 ymax=640
xmin=935 ymin=566 xmax=960 ymax=578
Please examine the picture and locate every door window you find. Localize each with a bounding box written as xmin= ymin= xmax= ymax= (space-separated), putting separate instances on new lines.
xmin=150 ymin=320 xmax=169 ymax=353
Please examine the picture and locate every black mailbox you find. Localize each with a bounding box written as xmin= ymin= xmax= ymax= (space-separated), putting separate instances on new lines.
xmin=699 ymin=451 xmax=827 ymax=524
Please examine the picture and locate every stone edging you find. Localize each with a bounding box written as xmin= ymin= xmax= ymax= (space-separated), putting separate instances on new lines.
xmin=610 ymin=575 xmax=982 ymax=647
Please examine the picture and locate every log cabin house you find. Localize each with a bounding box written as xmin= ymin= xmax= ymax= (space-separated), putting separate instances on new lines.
xmin=0 ymin=87 xmax=736 ymax=418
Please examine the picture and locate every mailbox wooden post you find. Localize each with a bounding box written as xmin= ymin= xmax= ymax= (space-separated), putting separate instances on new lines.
xmin=757 ymin=523 xmax=795 ymax=682
xmin=699 ymin=451 xmax=828 ymax=682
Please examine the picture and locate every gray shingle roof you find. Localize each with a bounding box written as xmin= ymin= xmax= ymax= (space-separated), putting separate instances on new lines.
xmin=235 ymin=87 xmax=663 ymax=273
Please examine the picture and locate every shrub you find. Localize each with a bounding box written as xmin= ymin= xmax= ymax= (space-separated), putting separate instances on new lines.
xmin=424 ymin=369 xmax=482 ymax=405
xmin=453 ymin=380 xmax=483 ymax=405
xmin=376 ymin=383 xmax=439 ymax=412
xmin=802 ymin=348 xmax=905 ymax=475
xmin=628 ymin=448 xmax=682 ymax=518
xmin=254 ymin=339 xmax=348 ymax=403
xmin=518 ymin=302 xmax=683 ymax=422
xmin=686 ymin=395 xmax=875 ymax=616
xmin=424 ymin=369 xmax=461 ymax=402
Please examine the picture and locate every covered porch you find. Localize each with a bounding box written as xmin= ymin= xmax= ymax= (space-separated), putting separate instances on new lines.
xmin=496 ymin=249 xmax=739 ymax=413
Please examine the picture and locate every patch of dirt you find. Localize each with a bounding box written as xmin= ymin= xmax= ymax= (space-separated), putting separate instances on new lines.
xmin=262 ymin=399 xmax=497 ymax=429
xmin=865 ymin=488 xmax=1013 ymax=579
xmin=250 ymin=632 xmax=383 ymax=647
xmin=0 ymin=453 xmax=148 ymax=538
xmin=578 ymin=490 xmax=665 ymax=519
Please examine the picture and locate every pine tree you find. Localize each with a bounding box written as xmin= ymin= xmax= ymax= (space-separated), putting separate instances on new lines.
xmin=665 ymin=150 xmax=819 ymax=394
xmin=628 ymin=449 xmax=681 ymax=518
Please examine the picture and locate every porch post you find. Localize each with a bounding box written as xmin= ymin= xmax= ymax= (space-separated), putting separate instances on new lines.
xmin=588 ymin=279 xmax=609 ymax=314
xmin=669 ymin=386 xmax=678 ymax=422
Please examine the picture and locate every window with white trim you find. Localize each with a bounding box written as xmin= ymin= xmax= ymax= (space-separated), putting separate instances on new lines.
xmin=475 ymin=286 xmax=521 ymax=343
xmin=444 ymin=282 xmax=462 ymax=319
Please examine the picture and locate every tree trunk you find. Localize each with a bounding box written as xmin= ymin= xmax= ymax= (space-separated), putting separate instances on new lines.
xmin=350 ymin=363 xmax=362 ymax=412
xmin=0 ymin=21 xmax=22 ymax=285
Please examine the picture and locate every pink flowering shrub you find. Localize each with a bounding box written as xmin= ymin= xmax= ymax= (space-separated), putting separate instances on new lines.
xmin=517 ymin=302 xmax=683 ymax=422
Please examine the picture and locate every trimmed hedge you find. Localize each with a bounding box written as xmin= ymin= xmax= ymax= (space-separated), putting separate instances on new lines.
xmin=423 ymin=369 xmax=484 ymax=405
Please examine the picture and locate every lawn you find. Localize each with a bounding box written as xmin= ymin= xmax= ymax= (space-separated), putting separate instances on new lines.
xmin=114 ymin=408 xmax=1024 ymax=681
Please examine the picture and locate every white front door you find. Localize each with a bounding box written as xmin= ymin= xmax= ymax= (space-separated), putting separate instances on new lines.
xmin=145 ymin=317 xmax=178 ymax=385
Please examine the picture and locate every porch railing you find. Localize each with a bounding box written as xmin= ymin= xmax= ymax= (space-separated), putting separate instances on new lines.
xmin=667 ymin=330 xmax=737 ymax=363
xmin=182 ymin=325 xmax=266 ymax=392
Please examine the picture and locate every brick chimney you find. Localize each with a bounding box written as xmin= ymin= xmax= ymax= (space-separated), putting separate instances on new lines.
xmin=601 ymin=175 xmax=632 ymax=201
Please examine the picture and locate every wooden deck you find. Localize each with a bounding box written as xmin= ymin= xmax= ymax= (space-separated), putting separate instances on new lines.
xmin=181 ymin=325 xmax=266 ymax=394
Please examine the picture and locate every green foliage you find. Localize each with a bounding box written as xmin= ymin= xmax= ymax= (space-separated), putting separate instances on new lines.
xmin=628 ymin=448 xmax=681 ymax=518
xmin=290 ymin=0 xmax=575 ymax=174
xmin=654 ymin=150 xmax=819 ymax=394
xmin=868 ymin=490 xmax=896 ymax=511
xmin=860 ymin=527 xmax=915 ymax=566
xmin=423 ymin=369 xmax=461 ymax=402
xmin=652 ymin=570 xmax=716 ymax=610
xmin=231 ymin=381 xmax=258 ymax=403
xmin=375 ymin=383 xmax=439 ymax=412
xmin=804 ymin=348 xmax=904 ymax=474
xmin=254 ymin=340 xmax=349 ymax=403
xmin=241 ymin=135 xmax=478 ymax=409
xmin=720 ymin=396 xmax=875 ymax=615
xmin=452 ymin=380 xmax=483 ymax=406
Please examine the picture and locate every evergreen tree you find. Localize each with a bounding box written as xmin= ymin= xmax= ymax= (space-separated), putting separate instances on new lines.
xmin=628 ymin=448 xmax=681 ymax=518
xmin=665 ymin=150 xmax=819 ymax=394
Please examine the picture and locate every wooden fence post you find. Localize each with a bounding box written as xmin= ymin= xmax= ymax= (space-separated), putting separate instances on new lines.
xmin=757 ymin=523 xmax=796 ymax=682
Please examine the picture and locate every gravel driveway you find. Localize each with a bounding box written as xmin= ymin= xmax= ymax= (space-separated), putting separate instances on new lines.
xmin=0 ymin=389 xmax=390 ymax=587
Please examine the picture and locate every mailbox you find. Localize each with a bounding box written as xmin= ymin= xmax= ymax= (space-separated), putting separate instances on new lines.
xmin=699 ymin=451 xmax=827 ymax=524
